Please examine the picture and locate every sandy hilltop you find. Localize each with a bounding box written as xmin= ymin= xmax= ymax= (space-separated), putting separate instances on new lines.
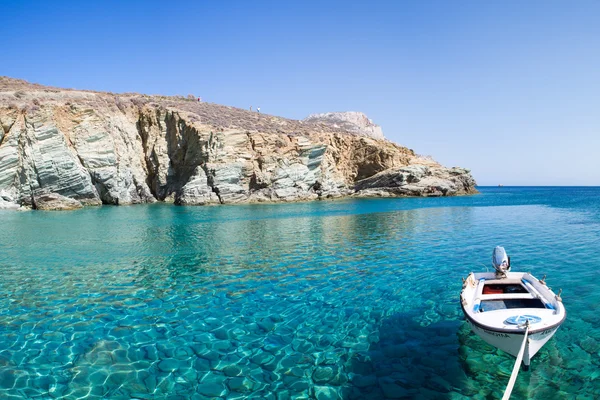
xmin=0 ymin=77 xmax=476 ymax=210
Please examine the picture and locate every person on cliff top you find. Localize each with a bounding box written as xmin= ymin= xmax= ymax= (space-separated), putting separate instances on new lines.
xmin=250 ymin=106 xmax=252 ymax=111
xmin=257 ymin=107 xmax=260 ymax=113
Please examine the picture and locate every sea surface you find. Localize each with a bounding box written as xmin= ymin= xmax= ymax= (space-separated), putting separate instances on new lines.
xmin=1 ymin=187 xmax=599 ymax=399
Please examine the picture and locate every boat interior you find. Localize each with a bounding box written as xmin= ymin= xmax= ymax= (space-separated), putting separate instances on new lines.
xmin=474 ymin=279 xmax=555 ymax=313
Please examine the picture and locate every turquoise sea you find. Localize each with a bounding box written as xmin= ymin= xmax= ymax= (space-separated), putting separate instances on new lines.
xmin=1 ymin=187 xmax=599 ymax=399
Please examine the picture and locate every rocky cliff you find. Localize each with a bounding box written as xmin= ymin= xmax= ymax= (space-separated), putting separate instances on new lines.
xmin=304 ymin=112 xmax=385 ymax=140
xmin=0 ymin=77 xmax=477 ymax=210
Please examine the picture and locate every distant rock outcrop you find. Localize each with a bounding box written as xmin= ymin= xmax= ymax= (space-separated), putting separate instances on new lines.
xmin=354 ymin=165 xmax=477 ymax=197
xmin=304 ymin=111 xmax=385 ymax=140
xmin=0 ymin=77 xmax=477 ymax=210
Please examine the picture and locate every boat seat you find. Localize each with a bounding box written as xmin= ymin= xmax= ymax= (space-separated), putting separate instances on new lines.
xmin=480 ymin=293 xmax=535 ymax=301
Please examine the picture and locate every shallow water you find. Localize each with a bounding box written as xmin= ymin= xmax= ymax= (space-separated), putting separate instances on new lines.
xmin=0 ymin=187 xmax=599 ymax=399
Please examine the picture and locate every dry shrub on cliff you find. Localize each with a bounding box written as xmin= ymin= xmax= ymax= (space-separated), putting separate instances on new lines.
xmin=115 ymin=98 xmax=127 ymax=113
xmin=131 ymin=97 xmax=147 ymax=107
xmin=20 ymin=104 xmax=40 ymax=114
xmin=187 ymin=114 xmax=200 ymax=123
xmin=1 ymin=76 xmax=64 ymax=93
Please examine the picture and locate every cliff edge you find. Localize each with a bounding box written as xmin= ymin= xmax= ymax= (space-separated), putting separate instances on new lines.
xmin=0 ymin=77 xmax=477 ymax=210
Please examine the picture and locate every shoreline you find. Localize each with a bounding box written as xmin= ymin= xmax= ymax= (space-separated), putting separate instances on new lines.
xmin=0 ymin=190 xmax=480 ymax=212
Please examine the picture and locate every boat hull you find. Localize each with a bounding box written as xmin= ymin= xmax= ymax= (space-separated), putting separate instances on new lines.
xmin=460 ymin=271 xmax=566 ymax=366
xmin=465 ymin=316 xmax=560 ymax=360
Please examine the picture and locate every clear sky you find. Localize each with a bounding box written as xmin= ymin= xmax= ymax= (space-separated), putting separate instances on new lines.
xmin=2 ymin=1 xmax=599 ymax=185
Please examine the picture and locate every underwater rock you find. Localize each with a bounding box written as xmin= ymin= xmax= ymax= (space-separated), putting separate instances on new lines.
xmin=157 ymin=359 xmax=179 ymax=372
xmin=312 ymin=366 xmax=334 ymax=384
xmin=352 ymin=374 xmax=377 ymax=388
xmin=196 ymin=382 xmax=227 ymax=397
xmin=312 ymin=385 xmax=341 ymax=400
xmin=223 ymin=364 xmax=243 ymax=377
xmin=211 ymin=340 xmax=233 ymax=352
xmin=227 ymin=377 xmax=254 ymax=393
xmin=286 ymin=378 xmax=310 ymax=393
xmin=579 ymin=337 xmax=599 ymax=354
xmin=424 ymin=375 xmax=453 ymax=393
xmin=378 ymin=377 xmax=410 ymax=399
xmin=251 ymin=352 xmax=274 ymax=366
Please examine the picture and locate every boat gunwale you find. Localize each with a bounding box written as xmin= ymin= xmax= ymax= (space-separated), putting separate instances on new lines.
xmin=460 ymin=299 xmax=567 ymax=335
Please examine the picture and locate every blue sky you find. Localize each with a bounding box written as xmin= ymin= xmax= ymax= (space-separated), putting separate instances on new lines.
xmin=2 ymin=1 xmax=599 ymax=185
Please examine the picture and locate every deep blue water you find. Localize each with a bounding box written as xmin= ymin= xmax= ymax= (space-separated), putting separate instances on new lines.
xmin=0 ymin=187 xmax=599 ymax=399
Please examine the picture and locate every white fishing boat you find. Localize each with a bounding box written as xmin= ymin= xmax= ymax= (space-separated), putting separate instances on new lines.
xmin=460 ymin=247 xmax=566 ymax=370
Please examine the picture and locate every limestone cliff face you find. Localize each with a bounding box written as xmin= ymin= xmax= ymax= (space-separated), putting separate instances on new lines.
xmin=0 ymin=77 xmax=477 ymax=210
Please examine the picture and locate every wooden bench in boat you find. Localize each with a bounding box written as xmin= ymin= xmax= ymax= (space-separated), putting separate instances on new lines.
xmin=480 ymin=293 xmax=536 ymax=301
xmin=472 ymin=277 xmax=557 ymax=312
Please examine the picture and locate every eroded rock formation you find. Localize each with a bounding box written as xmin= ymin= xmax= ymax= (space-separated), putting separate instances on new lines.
xmin=304 ymin=112 xmax=385 ymax=140
xmin=0 ymin=77 xmax=477 ymax=210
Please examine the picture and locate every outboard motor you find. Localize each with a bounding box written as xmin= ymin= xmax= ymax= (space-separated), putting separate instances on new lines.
xmin=492 ymin=246 xmax=510 ymax=275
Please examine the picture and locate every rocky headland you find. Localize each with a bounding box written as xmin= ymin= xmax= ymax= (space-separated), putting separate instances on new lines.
xmin=0 ymin=77 xmax=477 ymax=210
